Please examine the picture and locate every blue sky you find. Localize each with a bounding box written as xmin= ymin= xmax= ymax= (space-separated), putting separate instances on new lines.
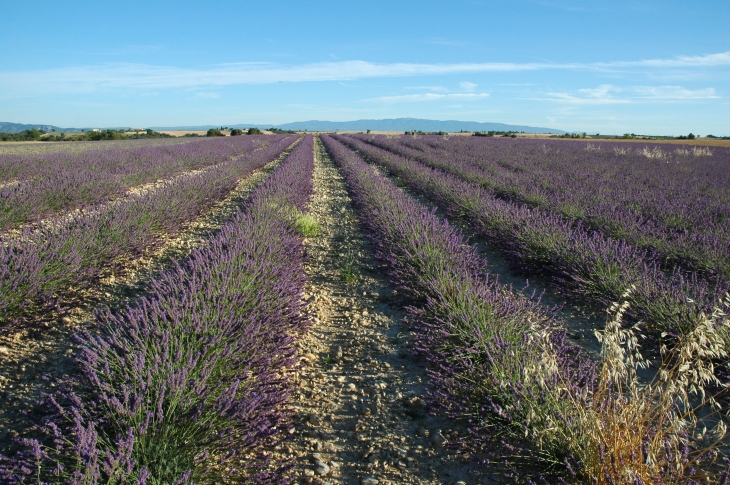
xmin=1 ymin=0 xmax=728 ymax=135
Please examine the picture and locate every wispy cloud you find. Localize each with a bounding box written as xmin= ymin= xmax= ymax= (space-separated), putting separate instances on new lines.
xmin=404 ymin=85 xmax=450 ymax=92
xmin=460 ymin=81 xmax=479 ymax=91
xmin=195 ymin=91 xmax=220 ymax=99
xmin=533 ymin=84 xmax=719 ymax=104
xmin=0 ymin=52 xmax=727 ymax=96
xmin=365 ymin=92 xmax=489 ymax=104
xmin=632 ymin=85 xmax=719 ymax=99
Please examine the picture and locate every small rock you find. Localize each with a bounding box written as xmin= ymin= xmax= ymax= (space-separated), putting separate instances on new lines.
xmin=315 ymin=461 xmax=330 ymax=476
xmin=308 ymin=414 xmax=322 ymax=427
xmin=431 ymin=431 xmax=446 ymax=448
xmin=61 ymin=316 xmax=72 ymax=324
xmin=417 ymin=427 xmax=429 ymax=438
xmin=303 ymin=468 xmax=316 ymax=477
xmin=361 ymin=477 xmax=379 ymax=485
xmin=455 ymin=482 xmax=467 ymax=485
xmin=0 ymin=346 xmax=9 ymax=356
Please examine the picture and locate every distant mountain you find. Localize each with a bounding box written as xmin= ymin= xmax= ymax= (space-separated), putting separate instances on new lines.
xmin=154 ymin=118 xmax=565 ymax=133
xmin=0 ymin=122 xmax=109 ymax=133
xmin=0 ymin=122 xmax=67 ymax=133
xmin=3 ymin=118 xmax=565 ymax=134
xmin=268 ymin=118 xmax=565 ymax=134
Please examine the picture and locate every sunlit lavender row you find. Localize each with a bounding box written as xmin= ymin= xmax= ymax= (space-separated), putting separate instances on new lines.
xmin=324 ymin=134 xmax=730 ymax=483
xmin=354 ymin=134 xmax=730 ymax=281
xmin=336 ymin=134 xmax=728 ymax=345
xmin=0 ymin=136 xmax=296 ymax=330
xmin=0 ymin=135 xmax=315 ymax=484
xmin=0 ymin=135 xmax=291 ymax=232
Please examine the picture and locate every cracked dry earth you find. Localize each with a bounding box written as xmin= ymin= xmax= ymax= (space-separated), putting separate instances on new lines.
xmin=276 ymin=139 xmax=488 ymax=485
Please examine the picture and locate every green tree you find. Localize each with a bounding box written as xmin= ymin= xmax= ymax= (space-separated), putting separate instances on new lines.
xmin=206 ymin=128 xmax=224 ymax=137
xmin=230 ymin=128 xmax=244 ymax=136
xmin=247 ymin=127 xmax=263 ymax=135
xmin=27 ymin=128 xmax=43 ymax=141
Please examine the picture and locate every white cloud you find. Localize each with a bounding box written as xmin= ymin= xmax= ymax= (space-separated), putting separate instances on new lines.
xmin=195 ymin=92 xmax=220 ymax=99
xmin=460 ymin=81 xmax=478 ymax=92
xmin=632 ymin=85 xmax=719 ymax=99
xmin=365 ymin=92 xmax=489 ymax=104
xmin=0 ymin=51 xmax=727 ymax=96
xmin=404 ymin=85 xmax=450 ymax=92
xmin=534 ymin=84 xmax=719 ymax=104
xmin=618 ymin=52 xmax=730 ymax=68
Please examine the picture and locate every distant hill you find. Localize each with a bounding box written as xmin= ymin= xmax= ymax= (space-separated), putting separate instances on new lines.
xmin=267 ymin=118 xmax=565 ymax=134
xmin=152 ymin=118 xmax=564 ymax=133
xmin=3 ymin=118 xmax=566 ymax=134
xmin=0 ymin=122 xmax=116 ymax=133
xmin=0 ymin=122 xmax=69 ymax=133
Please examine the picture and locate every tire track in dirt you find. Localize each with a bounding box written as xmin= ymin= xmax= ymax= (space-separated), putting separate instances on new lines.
xmin=276 ymin=137 xmax=486 ymax=485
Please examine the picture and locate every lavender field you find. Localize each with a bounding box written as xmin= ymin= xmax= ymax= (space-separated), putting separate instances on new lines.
xmin=1 ymin=134 xmax=729 ymax=484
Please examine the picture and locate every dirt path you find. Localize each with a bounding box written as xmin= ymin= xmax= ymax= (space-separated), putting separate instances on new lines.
xmin=0 ymin=143 xmax=298 ymax=455
xmin=276 ymin=138 xmax=486 ymax=485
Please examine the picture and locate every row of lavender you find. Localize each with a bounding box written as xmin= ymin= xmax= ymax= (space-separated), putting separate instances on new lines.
xmin=337 ymin=135 xmax=727 ymax=342
xmin=0 ymin=135 xmax=288 ymax=233
xmin=1 ymin=135 xmax=315 ymax=484
xmin=0 ymin=136 xmax=296 ymax=330
xmin=322 ymin=134 xmax=729 ymax=483
xmin=354 ymin=135 xmax=730 ymax=280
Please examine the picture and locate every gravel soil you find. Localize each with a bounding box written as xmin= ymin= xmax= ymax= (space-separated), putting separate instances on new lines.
xmin=274 ymin=138 xmax=487 ymax=485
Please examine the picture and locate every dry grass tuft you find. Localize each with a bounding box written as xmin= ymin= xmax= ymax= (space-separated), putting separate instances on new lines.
xmin=567 ymin=289 xmax=730 ymax=483
xmin=640 ymin=146 xmax=667 ymax=159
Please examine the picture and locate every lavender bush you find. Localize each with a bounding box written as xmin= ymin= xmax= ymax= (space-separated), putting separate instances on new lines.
xmin=0 ymin=136 xmax=296 ymax=330
xmin=0 ymin=136 xmax=315 ymax=484
xmin=323 ymin=134 xmax=730 ymax=483
xmin=353 ymin=135 xmax=730 ymax=280
xmin=0 ymin=135 xmax=290 ymax=233
xmin=335 ymin=135 xmax=728 ymax=344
